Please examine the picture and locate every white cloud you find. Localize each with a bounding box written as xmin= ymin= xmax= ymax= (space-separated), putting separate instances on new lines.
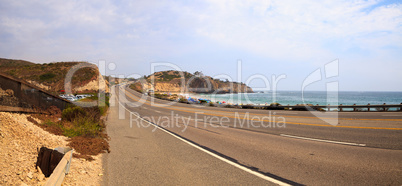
xmin=0 ymin=0 xmax=401 ymax=90
xmin=191 ymin=0 xmax=402 ymax=61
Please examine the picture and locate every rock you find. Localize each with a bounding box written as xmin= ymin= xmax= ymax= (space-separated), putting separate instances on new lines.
xmin=5 ymin=89 xmax=14 ymax=97
xmin=27 ymin=172 xmax=33 ymax=179
xmin=38 ymin=173 xmax=45 ymax=181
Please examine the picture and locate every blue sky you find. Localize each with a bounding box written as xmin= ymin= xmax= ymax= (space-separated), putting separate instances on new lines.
xmin=0 ymin=0 xmax=401 ymax=91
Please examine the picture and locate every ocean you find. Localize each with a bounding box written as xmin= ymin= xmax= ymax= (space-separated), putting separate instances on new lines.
xmin=191 ymin=91 xmax=402 ymax=106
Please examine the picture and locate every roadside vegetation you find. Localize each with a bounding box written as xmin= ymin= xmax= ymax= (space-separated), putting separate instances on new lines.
xmin=33 ymin=97 xmax=110 ymax=161
xmin=0 ymin=58 xmax=111 ymax=160
xmin=129 ymin=82 xmax=144 ymax=93
xmin=153 ymin=93 xmax=179 ymax=101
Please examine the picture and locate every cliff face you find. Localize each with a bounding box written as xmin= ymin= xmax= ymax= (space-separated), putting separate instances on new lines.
xmin=132 ymin=70 xmax=253 ymax=94
xmin=187 ymin=76 xmax=253 ymax=94
xmin=0 ymin=58 xmax=109 ymax=95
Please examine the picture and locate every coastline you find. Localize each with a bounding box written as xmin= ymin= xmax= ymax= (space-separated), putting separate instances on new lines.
xmin=181 ymin=91 xmax=402 ymax=106
xmin=148 ymin=90 xmax=402 ymax=112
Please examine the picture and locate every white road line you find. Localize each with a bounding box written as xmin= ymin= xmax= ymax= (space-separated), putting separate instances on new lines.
xmin=280 ymin=134 xmax=366 ymax=147
xmin=154 ymin=110 xmax=162 ymax=114
xmin=382 ymin=115 xmax=402 ymax=117
xmin=116 ymin=97 xmax=291 ymax=186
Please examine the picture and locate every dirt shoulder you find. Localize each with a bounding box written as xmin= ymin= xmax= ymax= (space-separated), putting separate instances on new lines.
xmin=0 ymin=112 xmax=103 ymax=185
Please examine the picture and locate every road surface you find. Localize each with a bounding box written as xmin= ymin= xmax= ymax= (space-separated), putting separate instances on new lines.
xmin=103 ymin=85 xmax=402 ymax=185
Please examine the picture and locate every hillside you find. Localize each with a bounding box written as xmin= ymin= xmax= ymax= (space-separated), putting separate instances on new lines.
xmin=130 ymin=70 xmax=253 ymax=94
xmin=0 ymin=58 xmax=34 ymax=67
xmin=0 ymin=58 xmax=109 ymax=95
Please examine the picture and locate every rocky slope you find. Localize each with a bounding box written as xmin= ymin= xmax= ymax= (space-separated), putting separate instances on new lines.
xmin=0 ymin=112 xmax=102 ymax=185
xmin=0 ymin=58 xmax=109 ymax=95
xmin=131 ymin=70 xmax=253 ymax=94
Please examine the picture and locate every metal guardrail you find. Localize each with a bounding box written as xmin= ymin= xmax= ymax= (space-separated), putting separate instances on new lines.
xmin=45 ymin=150 xmax=73 ymax=186
xmin=241 ymin=104 xmax=402 ymax=111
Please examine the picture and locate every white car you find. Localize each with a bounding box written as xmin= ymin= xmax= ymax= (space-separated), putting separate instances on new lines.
xmin=66 ymin=97 xmax=77 ymax=102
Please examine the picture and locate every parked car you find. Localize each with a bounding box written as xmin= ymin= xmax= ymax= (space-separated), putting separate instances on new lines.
xmin=75 ymin=95 xmax=85 ymax=99
xmin=66 ymin=97 xmax=77 ymax=102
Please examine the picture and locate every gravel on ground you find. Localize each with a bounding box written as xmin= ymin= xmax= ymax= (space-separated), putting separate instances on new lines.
xmin=0 ymin=112 xmax=103 ymax=185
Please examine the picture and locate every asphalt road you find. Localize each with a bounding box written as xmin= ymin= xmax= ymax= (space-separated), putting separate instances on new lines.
xmin=103 ymin=85 xmax=402 ymax=185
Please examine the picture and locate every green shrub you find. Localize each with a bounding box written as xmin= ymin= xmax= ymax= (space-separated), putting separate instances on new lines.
xmin=179 ymin=98 xmax=188 ymax=103
xmin=105 ymin=97 xmax=110 ymax=108
xmin=40 ymin=105 xmax=107 ymax=138
xmin=39 ymin=73 xmax=56 ymax=81
xmin=154 ymin=93 xmax=169 ymax=99
xmin=61 ymin=106 xmax=104 ymax=137
xmin=99 ymin=106 xmax=107 ymax=116
xmin=62 ymin=106 xmax=87 ymax=122
xmin=44 ymin=120 xmax=57 ymax=126
xmin=63 ymin=116 xmax=102 ymax=138
xmin=7 ymin=69 xmax=16 ymax=76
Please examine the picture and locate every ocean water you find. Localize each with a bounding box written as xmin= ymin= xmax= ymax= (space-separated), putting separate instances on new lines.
xmin=192 ymin=91 xmax=402 ymax=106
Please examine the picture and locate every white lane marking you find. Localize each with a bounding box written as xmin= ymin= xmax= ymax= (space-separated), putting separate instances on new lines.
xmin=154 ymin=110 xmax=162 ymax=114
xmin=280 ymin=134 xmax=366 ymax=147
xmin=117 ymin=98 xmax=290 ymax=186
xmin=382 ymin=115 xmax=402 ymax=117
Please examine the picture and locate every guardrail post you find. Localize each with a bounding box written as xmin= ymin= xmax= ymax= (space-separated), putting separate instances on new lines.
xmin=45 ymin=150 xmax=73 ymax=186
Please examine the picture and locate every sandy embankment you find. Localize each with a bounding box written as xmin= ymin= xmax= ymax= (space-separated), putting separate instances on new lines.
xmin=0 ymin=112 xmax=103 ymax=185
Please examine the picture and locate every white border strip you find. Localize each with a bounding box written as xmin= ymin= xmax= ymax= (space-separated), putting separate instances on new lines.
xmin=116 ymin=94 xmax=291 ymax=186
xmin=280 ymin=134 xmax=366 ymax=147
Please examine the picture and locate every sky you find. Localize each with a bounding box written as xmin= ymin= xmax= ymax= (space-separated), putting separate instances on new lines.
xmin=0 ymin=0 xmax=401 ymax=91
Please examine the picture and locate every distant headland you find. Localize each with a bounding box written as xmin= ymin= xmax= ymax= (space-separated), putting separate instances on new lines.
xmin=130 ymin=70 xmax=253 ymax=94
